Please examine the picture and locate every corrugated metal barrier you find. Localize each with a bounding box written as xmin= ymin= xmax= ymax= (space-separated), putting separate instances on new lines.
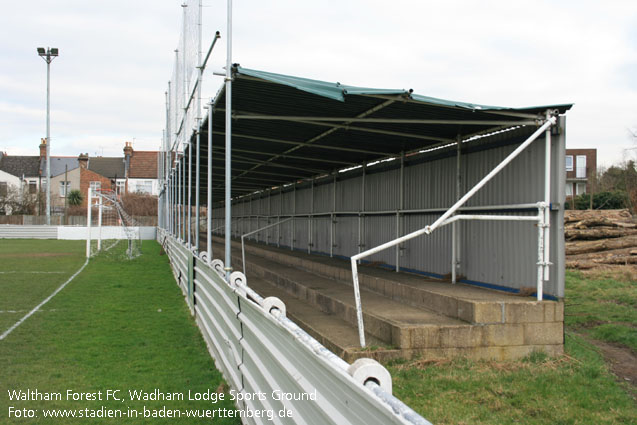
xmin=159 ymin=230 xmax=432 ymax=425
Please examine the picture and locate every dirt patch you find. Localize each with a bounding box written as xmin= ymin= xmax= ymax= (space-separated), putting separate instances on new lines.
xmin=586 ymin=337 xmax=637 ymax=396
xmin=0 ymin=252 xmax=75 ymax=258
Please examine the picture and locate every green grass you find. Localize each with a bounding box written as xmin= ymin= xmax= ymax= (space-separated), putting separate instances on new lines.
xmin=387 ymin=333 xmax=637 ymax=425
xmin=383 ymin=269 xmax=637 ymax=425
xmin=0 ymin=240 xmax=86 ymax=334
xmin=0 ymin=240 xmax=238 ymax=424
xmin=565 ymin=269 xmax=637 ymax=351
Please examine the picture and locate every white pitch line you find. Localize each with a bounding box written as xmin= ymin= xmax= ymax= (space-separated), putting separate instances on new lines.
xmin=0 ymin=259 xmax=89 ymax=341
xmin=0 ymin=271 xmax=65 ymax=274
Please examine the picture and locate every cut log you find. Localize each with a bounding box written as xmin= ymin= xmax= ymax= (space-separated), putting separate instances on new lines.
xmin=565 ymin=235 xmax=637 ymax=255
xmin=564 ymin=209 xmax=633 ymax=224
xmin=565 ymin=228 xmax=637 ymax=241
xmin=565 ymin=260 xmax=597 ymax=270
xmin=567 ymin=247 xmax=636 ymax=262
xmin=571 ymin=218 xmax=636 ymax=229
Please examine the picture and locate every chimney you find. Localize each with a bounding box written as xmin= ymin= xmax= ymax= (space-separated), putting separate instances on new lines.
xmin=39 ymin=138 xmax=47 ymax=159
xmin=78 ymin=152 xmax=89 ymax=169
xmin=123 ymin=141 xmax=133 ymax=178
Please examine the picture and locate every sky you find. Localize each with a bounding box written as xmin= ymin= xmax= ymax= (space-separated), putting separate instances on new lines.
xmin=0 ymin=0 xmax=635 ymax=168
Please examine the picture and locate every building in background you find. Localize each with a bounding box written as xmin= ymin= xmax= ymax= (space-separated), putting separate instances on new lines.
xmin=0 ymin=140 xmax=159 ymax=215
xmin=565 ymin=148 xmax=597 ymax=202
xmin=123 ymin=142 xmax=159 ymax=195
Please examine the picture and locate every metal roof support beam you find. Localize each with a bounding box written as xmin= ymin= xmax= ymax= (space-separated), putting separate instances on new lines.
xmin=293 ymin=119 xmax=455 ymax=144
xmin=210 ymin=146 xmax=352 ymax=165
xmin=212 ymin=130 xmax=394 ymax=156
xmin=208 ymin=172 xmax=288 ymax=184
xmin=211 ymin=166 xmax=306 ymax=179
xmin=226 ymin=99 xmax=397 ymax=187
xmin=358 ymin=93 xmax=541 ymax=120
xmin=217 ymin=153 xmax=325 ymax=174
xmin=232 ymin=114 xmax=537 ymax=126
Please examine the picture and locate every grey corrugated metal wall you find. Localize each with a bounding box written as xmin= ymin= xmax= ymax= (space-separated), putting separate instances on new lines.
xmin=212 ymin=120 xmax=566 ymax=298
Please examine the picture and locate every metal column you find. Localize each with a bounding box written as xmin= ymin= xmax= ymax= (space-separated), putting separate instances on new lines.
xmin=224 ymin=0 xmax=233 ymax=280
xmin=207 ymin=101 xmax=213 ymax=263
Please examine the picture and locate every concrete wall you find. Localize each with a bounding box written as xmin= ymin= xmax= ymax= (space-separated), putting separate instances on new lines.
xmin=59 ymin=226 xmax=156 ymax=240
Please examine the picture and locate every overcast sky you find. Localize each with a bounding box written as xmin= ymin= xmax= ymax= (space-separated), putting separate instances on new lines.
xmin=1 ymin=0 xmax=635 ymax=168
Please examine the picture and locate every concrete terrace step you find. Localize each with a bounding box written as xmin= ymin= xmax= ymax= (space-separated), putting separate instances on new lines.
xmin=226 ymin=237 xmax=563 ymax=326
xmin=202 ymin=236 xmax=564 ymax=360
xmin=246 ymin=276 xmax=398 ymax=362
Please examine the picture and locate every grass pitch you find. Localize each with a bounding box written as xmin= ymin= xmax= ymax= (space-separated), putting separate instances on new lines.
xmin=0 ymin=239 xmax=238 ymax=424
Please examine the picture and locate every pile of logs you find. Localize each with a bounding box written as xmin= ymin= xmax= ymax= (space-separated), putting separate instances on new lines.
xmin=565 ymin=209 xmax=637 ymax=269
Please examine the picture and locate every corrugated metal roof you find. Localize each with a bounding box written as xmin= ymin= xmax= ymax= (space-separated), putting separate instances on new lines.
xmin=180 ymin=66 xmax=572 ymax=203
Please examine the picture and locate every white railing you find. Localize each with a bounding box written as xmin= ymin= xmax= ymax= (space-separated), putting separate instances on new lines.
xmin=242 ymin=217 xmax=293 ymax=274
xmin=349 ymin=117 xmax=556 ymax=347
xmin=159 ymin=228 xmax=433 ymax=425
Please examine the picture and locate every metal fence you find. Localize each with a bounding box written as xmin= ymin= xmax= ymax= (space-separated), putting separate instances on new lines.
xmin=160 ymin=229 xmax=432 ymax=425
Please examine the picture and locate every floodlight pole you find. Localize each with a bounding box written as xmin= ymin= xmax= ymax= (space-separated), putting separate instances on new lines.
xmin=38 ymin=47 xmax=58 ymax=226
xmin=224 ymin=0 xmax=233 ymax=280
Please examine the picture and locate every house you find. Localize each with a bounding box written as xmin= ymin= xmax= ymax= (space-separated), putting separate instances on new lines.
xmin=565 ymin=148 xmax=597 ymax=200
xmin=50 ymin=153 xmax=113 ymax=210
xmin=0 ymin=144 xmax=45 ymax=214
xmin=123 ymin=142 xmax=159 ymax=195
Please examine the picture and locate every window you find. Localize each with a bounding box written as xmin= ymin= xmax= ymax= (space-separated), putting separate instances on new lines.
xmin=137 ymin=180 xmax=153 ymax=194
xmin=31 ymin=181 xmax=39 ymax=194
xmin=565 ymin=155 xmax=573 ymax=172
xmin=116 ymin=180 xmax=125 ymax=195
xmin=59 ymin=181 xmax=70 ymax=197
xmin=0 ymin=182 xmax=7 ymax=197
xmin=576 ymin=155 xmax=587 ymax=178
xmin=90 ymin=181 xmax=101 ymax=193
xmin=576 ymin=183 xmax=587 ymax=195
xmin=565 ymin=184 xmax=573 ymax=197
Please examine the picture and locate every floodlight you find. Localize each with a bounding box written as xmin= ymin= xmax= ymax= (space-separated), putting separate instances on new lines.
xmin=37 ymin=47 xmax=45 ymax=55
xmin=50 ymin=48 xmax=58 ymax=56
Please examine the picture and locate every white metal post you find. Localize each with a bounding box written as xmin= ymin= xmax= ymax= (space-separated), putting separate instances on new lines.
xmin=188 ymin=140 xmax=192 ymax=249
xmin=224 ymin=0 xmax=233 ymax=281
xmin=537 ymin=205 xmax=545 ymax=301
xmin=183 ymin=154 xmax=187 ymax=241
xmin=86 ymin=188 xmax=92 ymax=258
xmin=207 ymin=101 xmax=213 ymax=263
xmin=543 ymin=110 xmax=552 ymax=284
xmin=177 ymin=161 xmax=181 ymax=240
xmin=195 ymin=130 xmax=200 ymax=252
xmin=350 ymin=258 xmax=366 ymax=347
xmin=97 ymin=194 xmax=102 ymax=251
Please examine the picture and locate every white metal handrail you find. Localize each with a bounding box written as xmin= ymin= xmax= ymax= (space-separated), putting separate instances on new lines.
xmin=242 ymin=217 xmax=293 ymax=274
xmin=349 ymin=118 xmax=556 ymax=347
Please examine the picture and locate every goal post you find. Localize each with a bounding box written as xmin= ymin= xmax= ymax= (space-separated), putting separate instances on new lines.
xmin=86 ymin=188 xmax=142 ymax=259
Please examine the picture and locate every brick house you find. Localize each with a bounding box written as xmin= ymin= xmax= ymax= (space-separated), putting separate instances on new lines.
xmin=123 ymin=142 xmax=159 ymax=195
xmin=565 ymin=148 xmax=597 ymax=200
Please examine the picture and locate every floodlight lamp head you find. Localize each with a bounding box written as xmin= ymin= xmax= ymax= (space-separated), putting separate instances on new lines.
xmin=37 ymin=47 xmax=46 ymax=55
xmin=50 ymin=48 xmax=59 ymax=56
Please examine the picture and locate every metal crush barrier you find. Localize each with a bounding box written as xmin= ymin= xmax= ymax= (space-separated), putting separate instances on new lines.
xmin=159 ymin=229 xmax=432 ymax=425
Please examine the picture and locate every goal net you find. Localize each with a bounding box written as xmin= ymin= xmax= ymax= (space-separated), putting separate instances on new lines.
xmin=86 ymin=189 xmax=142 ymax=259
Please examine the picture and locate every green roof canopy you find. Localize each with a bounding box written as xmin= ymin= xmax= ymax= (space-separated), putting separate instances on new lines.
xmin=183 ymin=66 xmax=572 ymax=201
